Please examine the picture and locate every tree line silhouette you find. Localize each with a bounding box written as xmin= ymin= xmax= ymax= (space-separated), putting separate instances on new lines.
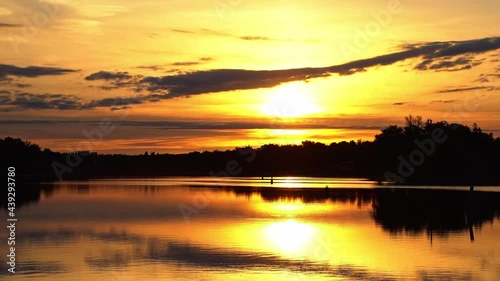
xmin=2 ymin=116 xmax=500 ymax=184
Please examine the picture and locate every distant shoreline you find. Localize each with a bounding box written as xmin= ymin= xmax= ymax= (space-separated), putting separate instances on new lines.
xmin=4 ymin=119 xmax=500 ymax=186
xmin=22 ymin=175 xmax=500 ymax=190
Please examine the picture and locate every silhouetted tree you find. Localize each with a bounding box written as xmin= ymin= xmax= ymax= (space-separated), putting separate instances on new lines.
xmin=2 ymin=116 xmax=499 ymax=184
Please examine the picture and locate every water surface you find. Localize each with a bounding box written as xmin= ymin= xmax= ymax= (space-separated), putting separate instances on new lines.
xmin=1 ymin=177 xmax=499 ymax=280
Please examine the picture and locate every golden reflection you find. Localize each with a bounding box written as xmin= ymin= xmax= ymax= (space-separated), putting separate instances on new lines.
xmin=21 ymin=181 xmax=500 ymax=280
xmin=274 ymin=202 xmax=303 ymax=212
xmin=254 ymin=199 xmax=336 ymax=217
xmin=263 ymin=219 xmax=317 ymax=256
xmin=276 ymin=176 xmax=302 ymax=188
xmin=269 ymin=129 xmax=305 ymax=136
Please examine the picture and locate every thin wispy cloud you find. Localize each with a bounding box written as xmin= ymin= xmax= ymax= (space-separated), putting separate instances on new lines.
xmin=171 ymin=61 xmax=200 ymax=66
xmin=0 ymin=118 xmax=388 ymax=131
xmin=431 ymin=100 xmax=457 ymax=103
xmin=170 ymin=29 xmax=195 ymax=34
xmin=239 ymin=36 xmax=270 ymax=41
xmin=136 ymin=58 xmax=214 ymax=71
xmin=437 ymin=86 xmax=494 ymax=93
xmin=171 ymin=28 xmax=280 ymax=42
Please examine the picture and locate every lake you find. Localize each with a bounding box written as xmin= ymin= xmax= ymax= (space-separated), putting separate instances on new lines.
xmin=1 ymin=177 xmax=499 ymax=280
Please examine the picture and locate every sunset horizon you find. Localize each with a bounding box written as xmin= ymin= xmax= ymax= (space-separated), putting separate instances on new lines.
xmin=1 ymin=0 xmax=499 ymax=154
xmin=2 ymin=1 xmax=500 ymax=280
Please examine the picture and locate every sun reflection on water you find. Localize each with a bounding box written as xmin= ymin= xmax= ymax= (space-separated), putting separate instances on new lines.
xmin=263 ymin=219 xmax=317 ymax=257
xmin=254 ymin=199 xmax=337 ymax=218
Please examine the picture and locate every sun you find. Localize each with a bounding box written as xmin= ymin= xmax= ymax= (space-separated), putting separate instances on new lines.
xmin=261 ymin=82 xmax=322 ymax=118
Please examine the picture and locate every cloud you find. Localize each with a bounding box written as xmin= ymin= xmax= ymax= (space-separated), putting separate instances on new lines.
xmin=437 ymin=86 xmax=494 ymax=93
xmin=138 ymin=68 xmax=330 ymax=98
xmin=0 ymin=92 xmax=82 ymax=112
xmin=415 ymin=56 xmax=481 ymax=71
xmin=0 ymin=92 xmax=149 ymax=111
xmin=0 ymin=23 xmax=21 ymax=27
xmin=0 ymin=118 xmax=388 ymax=131
xmin=84 ymin=71 xmax=132 ymax=81
xmin=132 ymin=37 xmax=500 ymax=99
xmin=474 ymin=72 xmax=500 ymax=83
xmin=239 ymin=36 xmax=269 ymax=41
xmin=0 ymin=91 xmax=12 ymax=103
xmin=172 ymin=28 xmax=280 ymax=42
xmin=170 ymin=29 xmax=195 ymax=34
xmin=136 ymin=65 xmax=163 ymax=71
xmin=82 ymin=96 xmax=147 ymax=109
xmin=5 ymin=37 xmax=500 ymax=111
xmin=410 ymin=38 xmax=500 ymax=71
xmin=392 ymin=102 xmax=408 ymax=106
xmin=0 ymin=64 xmax=77 ymax=81
xmin=136 ymin=58 xmax=213 ymax=71
xmin=0 ymin=0 xmax=85 ymax=36
xmin=15 ymin=83 xmax=31 ymax=88
xmin=171 ymin=61 xmax=200 ymax=66
xmin=110 ymin=106 xmax=131 ymax=111
xmin=431 ymin=100 xmax=457 ymax=103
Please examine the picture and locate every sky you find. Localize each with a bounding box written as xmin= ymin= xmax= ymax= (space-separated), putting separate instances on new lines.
xmin=0 ymin=0 xmax=499 ymax=154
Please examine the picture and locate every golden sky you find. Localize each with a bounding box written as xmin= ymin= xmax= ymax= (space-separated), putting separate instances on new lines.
xmin=0 ymin=0 xmax=499 ymax=153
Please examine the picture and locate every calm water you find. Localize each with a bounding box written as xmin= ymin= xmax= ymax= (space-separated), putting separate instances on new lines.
xmin=1 ymin=177 xmax=499 ymax=280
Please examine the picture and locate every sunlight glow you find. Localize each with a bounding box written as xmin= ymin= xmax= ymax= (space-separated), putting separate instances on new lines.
xmin=270 ymin=177 xmax=303 ymax=188
xmin=254 ymin=199 xmax=338 ymax=218
xmin=261 ymin=82 xmax=322 ymax=118
xmin=263 ymin=219 xmax=317 ymax=256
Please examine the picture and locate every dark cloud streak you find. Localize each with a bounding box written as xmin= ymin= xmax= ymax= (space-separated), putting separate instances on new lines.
xmin=431 ymin=100 xmax=457 ymax=103
xmin=0 ymin=119 xmax=384 ymax=131
xmin=85 ymin=71 xmax=132 ymax=81
xmin=437 ymin=86 xmax=493 ymax=93
xmin=0 ymin=93 xmax=82 ymax=112
xmin=133 ymin=37 xmax=499 ymax=99
xmin=0 ymin=64 xmax=77 ymax=81
xmin=0 ymin=23 xmax=21 ymax=27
